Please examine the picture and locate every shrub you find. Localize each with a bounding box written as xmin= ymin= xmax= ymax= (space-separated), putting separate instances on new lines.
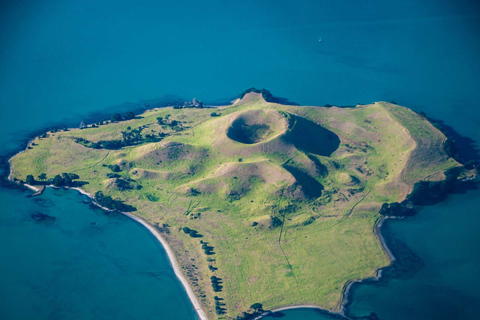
xmin=26 ymin=175 xmax=35 ymax=185
xmin=111 ymin=113 xmax=122 ymax=122
xmin=109 ymin=164 xmax=121 ymax=172
xmin=124 ymin=111 xmax=135 ymax=120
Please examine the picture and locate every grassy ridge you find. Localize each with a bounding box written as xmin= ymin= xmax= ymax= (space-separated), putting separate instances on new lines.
xmin=10 ymin=93 xmax=459 ymax=319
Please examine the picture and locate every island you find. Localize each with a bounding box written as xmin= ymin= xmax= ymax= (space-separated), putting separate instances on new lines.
xmin=9 ymin=90 xmax=476 ymax=319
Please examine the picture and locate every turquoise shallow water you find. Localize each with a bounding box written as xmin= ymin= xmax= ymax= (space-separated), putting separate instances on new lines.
xmin=1 ymin=1 xmax=480 ymax=319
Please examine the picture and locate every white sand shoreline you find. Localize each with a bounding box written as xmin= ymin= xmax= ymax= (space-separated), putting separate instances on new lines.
xmin=8 ymin=159 xmax=207 ymax=320
xmin=5 ymin=114 xmax=212 ymax=320
xmin=70 ymin=187 xmax=209 ymax=320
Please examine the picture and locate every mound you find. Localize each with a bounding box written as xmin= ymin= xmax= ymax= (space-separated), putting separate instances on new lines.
xmin=129 ymin=168 xmax=164 ymax=180
xmin=181 ymin=160 xmax=296 ymax=198
xmin=227 ymin=109 xmax=287 ymax=144
xmin=136 ymin=142 xmax=207 ymax=164
xmin=337 ymin=172 xmax=361 ymax=186
xmin=284 ymin=115 xmax=340 ymax=156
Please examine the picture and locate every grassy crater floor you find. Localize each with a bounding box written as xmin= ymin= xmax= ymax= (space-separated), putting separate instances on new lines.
xmin=10 ymin=93 xmax=459 ymax=319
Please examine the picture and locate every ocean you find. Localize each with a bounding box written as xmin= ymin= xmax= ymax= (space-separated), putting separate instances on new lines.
xmin=1 ymin=0 xmax=479 ymax=319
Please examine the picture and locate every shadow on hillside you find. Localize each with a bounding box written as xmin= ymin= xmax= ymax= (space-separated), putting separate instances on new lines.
xmin=434 ymin=120 xmax=480 ymax=163
xmin=283 ymin=165 xmax=324 ymax=199
xmin=285 ymin=115 xmax=340 ymax=157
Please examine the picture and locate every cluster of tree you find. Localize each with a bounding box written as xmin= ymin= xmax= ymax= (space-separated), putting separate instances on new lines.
xmin=109 ymin=164 xmax=121 ymax=172
xmin=53 ymin=173 xmax=80 ymax=187
xmin=74 ymin=130 xmax=166 ymax=150
xmin=200 ymin=240 xmax=215 ymax=255
xmin=26 ymin=173 xmax=83 ymax=188
xmin=235 ymin=303 xmax=264 ymax=320
xmin=111 ymin=178 xmax=141 ymax=191
xmin=26 ymin=173 xmax=45 ymax=185
xmin=155 ymin=223 xmax=171 ymax=234
xmin=269 ymin=215 xmax=283 ymax=229
xmin=74 ymin=137 xmax=120 ymax=150
xmin=210 ymin=276 xmax=222 ymax=292
xmin=156 ymin=116 xmax=183 ymax=131
xmin=111 ymin=111 xmax=135 ymax=122
xmin=239 ymin=87 xmax=274 ymax=102
xmin=186 ymin=188 xmax=201 ymax=196
xmin=94 ymin=191 xmax=136 ymax=212
xmin=214 ymin=296 xmax=226 ymax=315
xmin=121 ymin=126 xmax=145 ymax=143
xmin=182 ymin=227 xmax=202 ymax=238
xmin=172 ymin=98 xmax=204 ymax=109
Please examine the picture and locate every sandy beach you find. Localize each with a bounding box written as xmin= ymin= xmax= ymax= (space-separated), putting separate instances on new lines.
xmin=7 ymin=154 xmax=208 ymax=320
xmin=70 ymin=187 xmax=209 ymax=320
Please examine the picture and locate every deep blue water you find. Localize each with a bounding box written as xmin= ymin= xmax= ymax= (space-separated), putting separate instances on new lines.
xmin=1 ymin=1 xmax=479 ymax=319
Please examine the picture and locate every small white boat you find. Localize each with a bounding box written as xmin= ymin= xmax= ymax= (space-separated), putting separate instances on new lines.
xmin=319 ymin=37 xmax=322 ymax=43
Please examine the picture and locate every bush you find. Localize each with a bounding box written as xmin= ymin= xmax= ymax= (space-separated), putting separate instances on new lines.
xmin=124 ymin=111 xmax=135 ymax=120
xmin=269 ymin=216 xmax=283 ymax=229
xmin=182 ymin=227 xmax=191 ymax=234
xmin=26 ymin=175 xmax=35 ymax=185
xmin=111 ymin=113 xmax=122 ymax=122
xmin=52 ymin=175 xmax=63 ymax=187
xmin=109 ymin=164 xmax=121 ymax=172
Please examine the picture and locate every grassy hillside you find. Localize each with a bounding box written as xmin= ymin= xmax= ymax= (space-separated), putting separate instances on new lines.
xmin=10 ymin=93 xmax=460 ymax=319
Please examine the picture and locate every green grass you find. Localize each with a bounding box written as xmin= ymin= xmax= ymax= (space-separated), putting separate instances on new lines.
xmin=10 ymin=93 xmax=459 ymax=319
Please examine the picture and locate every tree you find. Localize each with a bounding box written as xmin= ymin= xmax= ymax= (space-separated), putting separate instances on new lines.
xmin=109 ymin=164 xmax=121 ymax=172
xmin=62 ymin=173 xmax=72 ymax=186
xmin=124 ymin=111 xmax=135 ymax=120
xmin=189 ymin=229 xmax=200 ymax=237
xmin=111 ymin=113 xmax=122 ymax=122
xmin=38 ymin=173 xmax=47 ymax=181
xmin=250 ymin=303 xmax=263 ymax=312
xmin=68 ymin=173 xmax=80 ymax=180
xmin=26 ymin=175 xmax=35 ymax=185
xmin=52 ymin=174 xmax=63 ymax=187
xmin=156 ymin=117 xmax=163 ymax=124
xmin=269 ymin=216 xmax=283 ymax=228
xmin=182 ymin=227 xmax=191 ymax=234
xmin=95 ymin=191 xmax=104 ymax=202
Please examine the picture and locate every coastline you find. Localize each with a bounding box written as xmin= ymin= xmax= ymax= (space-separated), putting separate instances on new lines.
xmin=5 ymin=112 xmax=399 ymax=320
xmin=6 ymin=103 xmax=476 ymax=320
xmin=254 ymin=216 xmax=398 ymax=320
xmin=70 ymin=187 xmax=209 ymax=320
xmin=254 ymin=305 xmax=346 ymax=320
xmin=7 ymin=146 xmax=207 ymax=320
